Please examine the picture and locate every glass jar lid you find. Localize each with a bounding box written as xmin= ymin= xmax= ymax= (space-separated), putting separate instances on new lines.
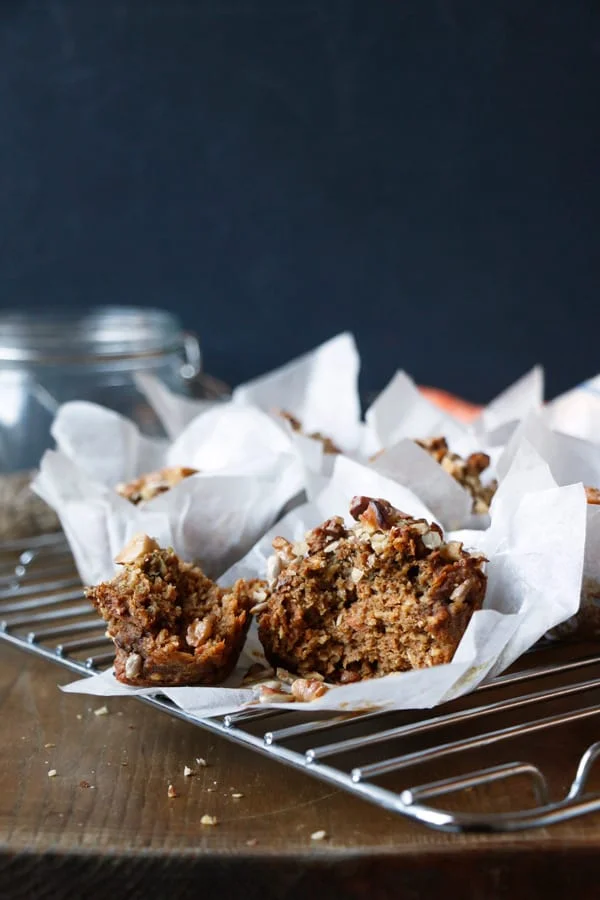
xmin=0 ymin=307 xmax=192 ymax=365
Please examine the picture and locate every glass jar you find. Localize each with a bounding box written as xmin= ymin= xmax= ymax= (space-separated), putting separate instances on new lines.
xmin=0 ymin=306 xmax=226 ymax=473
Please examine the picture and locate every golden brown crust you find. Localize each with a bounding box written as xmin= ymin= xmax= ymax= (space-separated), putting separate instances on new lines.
xmin=415 ymin=437 xmax=497 ymax=514
xmin=86 ymin=539 xmax=260 ymax=686
xmin=116 ymin=466 xmax=198 ymax=504
xmin=257 ymin=497 xmax=487 ymax=683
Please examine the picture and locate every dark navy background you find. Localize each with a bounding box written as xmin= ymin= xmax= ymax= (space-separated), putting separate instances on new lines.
xmin=0 ymin=1 xmax=598 ymax=401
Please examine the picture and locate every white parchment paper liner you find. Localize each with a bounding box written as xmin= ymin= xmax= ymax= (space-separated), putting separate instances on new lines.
xmin=137 ymin=331 xmax=362 ymax=451
xmin=360 ymin=367 xmax=541 ymax=529
xmin=498 ymin=413 xmax=600 ymax=636
xmin=61 ymin=450 xmax=587 ymax=718
xmin=363 ymin=365 xmax=543 ymax=454
xmin=545 ymin=375 xmax=600 ymax=445
xmin=32 ymin=401 xmax=305 ymax=584
xmin=138 ymin=337 xmax=542 ymax=529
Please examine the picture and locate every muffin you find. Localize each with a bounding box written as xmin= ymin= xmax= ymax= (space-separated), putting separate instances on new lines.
xmin=86 ymin=534 xmax=260 ymax=686
xmin=256 ymin=496 xmax=487 ymax=683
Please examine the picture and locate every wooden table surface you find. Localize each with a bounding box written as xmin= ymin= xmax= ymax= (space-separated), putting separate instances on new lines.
xmin=2 ymin=641 xmax=600 ymax=900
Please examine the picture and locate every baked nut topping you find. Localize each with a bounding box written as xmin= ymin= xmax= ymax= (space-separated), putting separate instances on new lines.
xmin=415 ymin=437 xmax=497 ymax=513
xmin=277 ymin=409 xmax=341 ymax=455
xmin=350 ymin=496 xmax=411 ymax=531
xmin=115 ymin=533 xmax=161 ymax=565
xmin=116 ymin=466 xmax=198 ymax=504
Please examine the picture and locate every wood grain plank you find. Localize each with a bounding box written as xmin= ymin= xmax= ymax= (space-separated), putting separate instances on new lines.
xmin=2 ymin=640 xmax=600 ymax=897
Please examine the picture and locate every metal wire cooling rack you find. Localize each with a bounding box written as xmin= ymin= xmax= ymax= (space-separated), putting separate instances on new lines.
xmin=2 ymin=533 xmax=600 ymax=833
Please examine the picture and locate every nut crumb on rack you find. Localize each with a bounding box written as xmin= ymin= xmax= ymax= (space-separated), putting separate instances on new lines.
xmin=196 ymin=757 xmax=208 ymax=767
xmin=44 ymin=743 xmax=55 ymax=749
xmin=47 ymin=769 xmax=57 ymax=778
xmin=184 ymin=766 xmax=193 ymax=777
xmin=167 ymin=784 xmax=178 ymax=799
xmin=246 ymin=838 xmax=258 ymax=847
xmin=200 ymin=814 xmax=218 ymax=826
xmin=93 ymin=705 xmax=109 ymax=716
xmin=291 ymin=678 xmax=328 ymax=702
xmin=79 ymin=780 xmax=91 ymax=789
xmin=310 ymin=830 xmax=327 ymax=841
xmin=231 ymin=792 xmax=244 ymax=799
xmin=258 ymin=686 xmax=295 ymax=703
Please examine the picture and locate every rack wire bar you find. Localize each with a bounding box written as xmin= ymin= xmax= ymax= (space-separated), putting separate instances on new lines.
xmin=2 ymin=534 xmax=600 ymax=833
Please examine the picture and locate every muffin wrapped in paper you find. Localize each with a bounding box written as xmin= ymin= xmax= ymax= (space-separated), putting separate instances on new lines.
xmin=136 ymin=333 xmax=543 ymax=530
xmin=255 ymin=494 xmax=487 ymax=683
xmin=86 ymin=534 xmax=262 ymax=687
xmin=61 ymin=450 xmax=586 ymax=718
xmin=498 ymin=413 xmax=600 ymax=640
xmin=362 ymin=366 xmax=542 ymax=529
xmin=137 ymin=331 xmax=362 ymax=456
xmin=31 ymin=400 xmax=303 ymax=585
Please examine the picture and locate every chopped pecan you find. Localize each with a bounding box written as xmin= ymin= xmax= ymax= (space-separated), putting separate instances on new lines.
xmin=117 ymin=466 xmax=198 ymax=504
xmin=272 ymin=536 xmax=297 ymax=563
xmin=586 ymin=486 xmax=600 ymax=506
xmin=349 ymin=496 xmax=408 ymax=531
xmin=415 ymin=436 xmax=449 ymax=463
xmin=258 ymin=686 xmax=295 ymax=703
xmin=305 ymin=517 xmax=347 ymax=553
xmin=186 ymin=615 xmax=215 ymax=647
xmin=466 ymin=452 xmax=491 ymax=477
xmin=291 ymin=678 xmax=328 ymax=702
xmin=115 ymin=533 xmax=161 ymax=565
